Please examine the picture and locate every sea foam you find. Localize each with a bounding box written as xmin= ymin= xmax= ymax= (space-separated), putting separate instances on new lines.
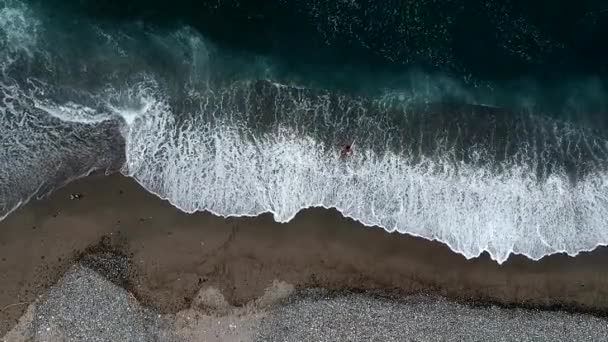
xmin=117 ymin=81 xmax=608 ymax=264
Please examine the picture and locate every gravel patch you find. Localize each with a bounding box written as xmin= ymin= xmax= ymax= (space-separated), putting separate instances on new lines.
xmin=4 ymin=268 xmax=608 ymax=342
xmin=255 ymin=290 xmax=608 ymax=342
xmin=4 ymin=265 xmax=160 ymax=342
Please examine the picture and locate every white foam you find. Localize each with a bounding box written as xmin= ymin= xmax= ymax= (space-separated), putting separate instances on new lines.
xmin=107 ymin=103 xmax=148 ymax=126
xmin=103 ymin=77 xmax=161 ymax=126
xmin=0 ymin=0 xmax=39 ymax=64
xmin=34 ymin=101 xmax=113 ymax=124
xmin=119 ymin=91 xmax=608 ymax=264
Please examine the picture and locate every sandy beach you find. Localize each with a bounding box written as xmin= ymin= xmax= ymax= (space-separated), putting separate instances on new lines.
xmin=2 ymin=174 xmax=608 ymax=338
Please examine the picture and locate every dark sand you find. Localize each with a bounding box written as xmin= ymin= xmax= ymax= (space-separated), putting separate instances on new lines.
xmin=2 ymin=174 xmax=608 ymax=335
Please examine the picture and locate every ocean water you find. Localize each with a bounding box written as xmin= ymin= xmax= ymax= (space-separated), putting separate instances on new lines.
xmin=1 ymin=0 xmax=608 ymax=263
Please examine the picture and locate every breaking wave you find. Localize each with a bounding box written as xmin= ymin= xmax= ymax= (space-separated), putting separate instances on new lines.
xmin=2 ymin=0 xmax=608 ymax=263
xmin=117 ymin=80 xmax=608 ymax=263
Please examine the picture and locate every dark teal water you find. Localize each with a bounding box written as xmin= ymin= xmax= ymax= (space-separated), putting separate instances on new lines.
xmin=41 ymin=0 xmax=608 ymax=77
xmin=28 ymin=0 xmax=608 ymax=125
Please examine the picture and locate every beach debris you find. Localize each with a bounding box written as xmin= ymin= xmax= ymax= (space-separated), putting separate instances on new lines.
xmin=69 ymin=193 xmax=83 ymax=200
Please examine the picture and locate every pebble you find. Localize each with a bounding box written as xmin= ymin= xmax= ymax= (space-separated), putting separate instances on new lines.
xmin=255 ymin=290 xmax=608 ymax=342
xmin=15 ymin=266 xmax=158 ymax=342
xmin=6 ymin=268 xmax=608 ymax=342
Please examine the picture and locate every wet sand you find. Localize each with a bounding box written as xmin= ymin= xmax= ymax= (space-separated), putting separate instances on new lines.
xmin=2 ymin=174 xmax=608 ymax=335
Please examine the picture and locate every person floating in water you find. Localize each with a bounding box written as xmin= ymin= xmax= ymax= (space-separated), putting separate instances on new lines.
xmin=340 ymin=140 xmax=355 ymax=159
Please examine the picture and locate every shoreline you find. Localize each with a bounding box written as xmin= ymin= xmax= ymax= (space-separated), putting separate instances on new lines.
xmin=126 ymin=172 xmax=608 ymax=266
xmin=2 ymin=173 xmax=608 ymax=335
